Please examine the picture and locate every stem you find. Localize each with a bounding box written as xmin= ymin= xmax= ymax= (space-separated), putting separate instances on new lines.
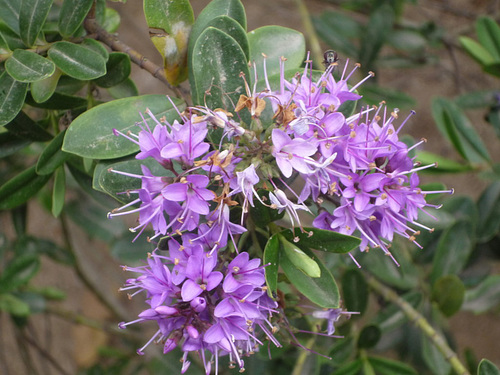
xmin=365 ymin=274 xmax=470 ymax=375
xmin=82 ymin=17 xmax=187 ymax=102
xmin=294 ymin=0 xmax=324 ymax=68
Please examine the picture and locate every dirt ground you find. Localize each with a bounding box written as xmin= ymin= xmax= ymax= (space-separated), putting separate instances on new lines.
xmin=2 ymin=0 xmax=500 ymax=374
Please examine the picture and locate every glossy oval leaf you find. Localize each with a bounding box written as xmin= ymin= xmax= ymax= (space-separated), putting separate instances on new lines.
xmin=102 ymin=7 xmax=121 ymax=33
xmin=58 ymin=0 xmax=93 ymax=37
xmin=188 ymin=0 xmax=246 ymax=101
xmin=0 ymin=22 xmax=25 ymax=50
xmin=48 ymin=41 xmax=107 ymax=80
xmin=19 ymin=0 xmax=54 ymax=46
xmin=280 ymin=236 xmax=321 ymax=278
xmin=107 ymin=78 xmax=139 ymax=99
xmin=0 ymin=0 xmax=21 ymax=34
xmin=432 ymin=97 xmax=490 ymax=163
xmin=206 ymin=15 xmax=249 ymax=60
xmin=191 ymin=27 xmax=249 ymax=110
xmin=63 ymin=95 xmax=185 ymax=159
xmin=144 ymin=0 xmax=194 ymax=86
xmin=31 ymin=69 xmax=62 ymax=103
xmin=26 ymin=91 xmax=87 ymax=110
xmin=342 ymin=268 xmax=368 ymax=316
xmin=81 ymin=38 xmax=109 ymax=60
xmin=263 ymin=233 xmax=279 ymax=297
xmin=280 ymin=244 xmax=339 ymax=308
xmin=281 ymin=227 xmax=361 ymax=254
xmin=0 ymin=165 xmax=52 ymax=209
xmin=248 ymin=25 xmax=305 ymax=80
xmin=36 ymin=130 xmax=69 ymax=175
xmin=0 ymin=72 xmax=28 ymax=126
xmin=478 ymin=359 xmax=500 ymax=375
xmin=430 ymin=220 xmax=474 ymax=283
xmin=477 ymin=181 xmax=500 ymax=243
xmin=94 ymin=52 xmax=131 ymax=88
xmin=5 ymin=110 xmax=52 ymax=142
xmin=431 ymin=275 xmax=465 ymax=317
xmin=5 ymin=49 xmax=55 ymax=82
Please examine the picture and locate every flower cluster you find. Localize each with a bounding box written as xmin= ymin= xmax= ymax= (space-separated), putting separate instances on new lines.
xmin=111 ymin=54 xmax=450 ymax=372
xmin=119 ymin=243 xmax=279 ymax=374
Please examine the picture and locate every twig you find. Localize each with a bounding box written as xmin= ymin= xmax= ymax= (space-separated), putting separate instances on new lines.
xmin=294 ymin=0 xmax=324 ymax=67
xmin=83 ymin=18 xmax=187 ymax=102
xmin=365 ymin=273 xmax=471 ymax=375
xmin=19 ymin=330 xmax=71 ymax=375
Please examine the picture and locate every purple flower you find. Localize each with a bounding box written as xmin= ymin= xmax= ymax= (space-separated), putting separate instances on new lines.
xmin=162 ymin=175 xmax=215 ymax=215
xmin=272 ymin=128 xmax=317 ymax=177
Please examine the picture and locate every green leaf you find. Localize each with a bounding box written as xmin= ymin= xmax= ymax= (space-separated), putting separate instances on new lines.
xmin=463 ymin=275 xmax=500 ymax=314
xmin=94 ymin=52 xmax=131 ymax=88
xmin=359 ymin=4 xmax=394 ymax=70
xmin=0 ymin=71 xmax=28 ymax=126
xmin=279 ymin=235 xmax=321 ymax=278
xmin=31 ymin=69 xmax=62 ymax=103
xmin=63 ymin=95 xmax=185 ymax=159
xmin=455 ymin=90 xmax=498 ymax=109
xmin=206 ymin=15 xmax=249 ymax=60
xmin=415 ymin=150 xmax=474 ymax=173
xmin=373 ymin=291 xmax=422 ymax=332
xmin=358 ymin=246 xmax=418 ymax=290
xmin=432 ymin=97 xmax=491 ymax=162
xmin=48 ymin=41 xmax=107 ymax=80
xmin=248 ymin=25 xmax=305 ymax=80
xmin=422 ymin=333 xmax=451 ymax=375
xmin=487 ymin=107 xmax=500 ymax=139
xmin=313 ymin=12 xmax=360 ymax=58
xmin=249 ymin=190 xmax=285 ymax=227
xmin=0 ymin=22 xmax=25 ymax=50
xmin=55 ymin=75 xmax=86 ymax=95
xmin=188 ymin=0 xmax=246 ymax=102
xmin=26 ymin=91 xmax=87 ymax=110
xmin=0 ymin=254 xmax=40 ymax=293
xmin=144 ymin=0 xmax=194 ymax=86
xmin=0 ymin=294 xmax=30 ymax=317
xmin=106 ymin=78 xmax=139 ymax=99
xmin=476 ymin=17 xmax=500 ymax=61
xmin=281 ymin=227 xmax=361 ymax=254
xmin=478 ymin=359 xmax=500 ymax=375
xmin=191 ymin=27 xmax=249 ymax=110
xmin=0 ymin=132 xmax=30 ymax=156
xmin=431 ymin=275 xmax=465 ymax=317
xmin=110 ymin=231 xmax=154 ymax=264
xmin=459 ymin=36 xmax=495 ymax=66
xmin=0 ymin=0 xmax=21 ymax=34
xmin=5 ymin=110 xmax=52 ymax=142
xmin=102 ymin=7 xmax=121 ymax=33
xmin=483 ymin=62 xmax=500 ymax=78
xmin=430 ymin=220 xmax=474 ymax=283
xmin=263 ymin=234 xmax=279 ymax=297
xmin=342 ymin=269 xmax=368 ymax=316
xmin=81 ymin=38 xmax=109 ymax=60
xmin=19 ymin=0 xmax=54 ymax=46
xmin=36 ymin=130 xmax=69 ymax=175
xmin=368 ymin=356 xmax=418 ymax=375
xmin=52 ymin=167 xmax=66 ymax=217
xmin=5 ymin=49 xmax=55 ymax=82
xmin=358 ymin=84 xmax=416 ymax=109
xmin=94 ymin=157 xmax=174 ymax=203
xmin=333 ymin=359 xmax=363 ymax=375
xmin=58 ymin=0 xmax=93 ymax=37
xmin=477 ymin=182 xmax=500 ymax=243
xmin=0 ymin=165 xmax=52 ymax=209
xmin=280 ymin=244 xmax=339 ymax=308
xmin=357 ymin=325 xmax=381 ymax=349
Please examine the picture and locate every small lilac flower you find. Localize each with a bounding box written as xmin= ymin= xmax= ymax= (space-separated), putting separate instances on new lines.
xmin=162 ymin=175 xmax=215 ymax=215
xmin=272 ymin=128 xmax=317 ymax=177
